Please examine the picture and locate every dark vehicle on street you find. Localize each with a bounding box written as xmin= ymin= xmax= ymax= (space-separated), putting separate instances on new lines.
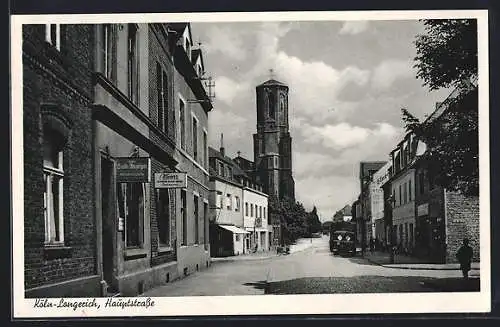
xmin=330 ymin=230 xmax=356 ymax=256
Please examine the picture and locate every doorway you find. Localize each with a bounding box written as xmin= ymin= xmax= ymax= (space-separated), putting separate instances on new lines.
xmin=101 ymin=156 xmax=115 ymax=292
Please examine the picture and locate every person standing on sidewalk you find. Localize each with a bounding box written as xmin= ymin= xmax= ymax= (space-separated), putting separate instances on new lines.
xmin=456 ymin=238 xmax=473 ymax=279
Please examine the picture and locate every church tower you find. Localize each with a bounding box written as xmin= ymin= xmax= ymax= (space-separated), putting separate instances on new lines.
xmin=253 ymin=74 xmax=295 ymax=202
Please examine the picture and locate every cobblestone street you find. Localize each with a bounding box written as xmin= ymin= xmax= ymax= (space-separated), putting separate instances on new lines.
xmin=143 ymin=236 xmax=480 ymax=296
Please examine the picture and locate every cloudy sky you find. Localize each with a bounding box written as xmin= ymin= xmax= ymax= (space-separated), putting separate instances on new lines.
xmin=190 ymin=20 xmax=452 ymax=222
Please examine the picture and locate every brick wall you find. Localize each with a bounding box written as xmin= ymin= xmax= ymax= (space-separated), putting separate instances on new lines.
xmin=445 ymin=191 xmax=480 ymax=263
xmin=23 ymin=24 xmax=96 ymax=291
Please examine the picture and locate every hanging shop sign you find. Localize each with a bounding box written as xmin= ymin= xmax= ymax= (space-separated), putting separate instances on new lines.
xmin=154 ymin=172 xmax=188 ymax=188
xmin=116 ymin=157 xmax=151 ymax=183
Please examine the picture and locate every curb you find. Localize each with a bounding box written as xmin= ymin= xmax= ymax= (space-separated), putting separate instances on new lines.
xmin=364 ymin=257 xmax=480 ymax=271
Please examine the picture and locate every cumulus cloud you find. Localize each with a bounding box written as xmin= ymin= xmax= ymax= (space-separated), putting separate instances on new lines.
xmin=371 ymin=59 xmax=415 ymax=91
xmin=213 ymin=76 xmax=250 ymax=105
xmin=299 ymin=122 xmax=398 ymax=151
xmin=202 ymin=25 xmax=248 ymax=61
xmin=339 ymin=21 xmax=370 ymax=35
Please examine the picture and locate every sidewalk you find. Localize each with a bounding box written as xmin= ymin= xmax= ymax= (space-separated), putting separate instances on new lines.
xmin=210 ymin=251 xmax=276 ymax=263
xmin=363 ymin=250 xmax=480 ymax=271
xmin=211 ymin=237 xmax=319 ymax=263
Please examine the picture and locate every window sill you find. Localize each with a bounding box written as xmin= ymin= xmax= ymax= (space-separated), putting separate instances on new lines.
xmin=43 ymin=244 xmax=72 ymax=260
xmin=124 ymin=248 xmax=148 ymax=261
xmin=158 ymin=246 xmax=173 ymax=254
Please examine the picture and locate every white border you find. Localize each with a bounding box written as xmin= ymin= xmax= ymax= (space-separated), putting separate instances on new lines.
xmin=11 ymin=10 xmax=490 ymax=318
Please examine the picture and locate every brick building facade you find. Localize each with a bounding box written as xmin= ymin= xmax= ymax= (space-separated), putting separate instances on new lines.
xmin=23 ymin=24 xmax=99 ymax=297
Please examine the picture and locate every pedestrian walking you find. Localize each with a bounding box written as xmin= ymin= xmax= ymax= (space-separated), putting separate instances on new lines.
xmin=456 ymin=238 xmax=473 ymax=279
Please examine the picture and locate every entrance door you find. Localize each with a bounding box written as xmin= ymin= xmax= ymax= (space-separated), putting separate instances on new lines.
xmin=101 ymin=157 xmax=115 ymax=291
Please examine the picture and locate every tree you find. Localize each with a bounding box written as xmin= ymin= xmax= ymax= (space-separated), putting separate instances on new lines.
xmin=414 ymin=19 xmax=477 ymax=91
xmin=403 ymin=19 xmax=479 ymax=196
xmin=402 ymin=87 xmax=478 ymax=196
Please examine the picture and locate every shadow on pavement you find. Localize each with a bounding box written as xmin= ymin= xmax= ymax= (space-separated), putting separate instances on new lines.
xmin=243 ymin=280 xmax=270 ymax=292
xmin=347 ymin=256 xmax=380 ymax=266
xmin=265 ymin=276 xmax=480 ymax=295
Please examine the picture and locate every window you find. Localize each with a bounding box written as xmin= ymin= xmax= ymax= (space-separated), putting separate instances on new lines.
xmin=404 ymin=223 xmax=408 ymax=248
xmin=216 ymin=191 xmax=223 ymax=209
xmin=118 ymin=182 xmax=144 ymax=248
xmin=263 ymin=207 xmax=266 ymax=221
xmin=409 ymin=223 xmax=414 ymax=248
xmin=156 ymin=189 xmax=170 ymax=247
xmin=45 ymin=24 xmax=61 ymax=50
xmin=181 ymin=190 xmax=187 ymax=246
xmin=398 ymin=185 xmax=402 ymax=206
xmin=226 ymin=194 xmax=232 ymax=210
xmin=392 ymin=189 xmax=396 ymax=206
xmin=259 ymin=206 xmax=262 ymax=219
xmin=192 ymin=117 xmax=198 ymax=161
xmin=419 ymin=172 xmax=425 ymax=195
xmin=101 ymin=24 xmax=116 ymax=80
xmin=185 ymin=38 xmax=191 ymax=60
xmin=403 ymin=182 xmax=407 ymax=204
xmin=219 ymin=162 xmax=225 ymax=177
xmin=156 ymin=62 xmax=168 ymax=132
xmin=127 ymin=24 xmax=139 ymax=105
xmin=194 ymin=195 xmax=199 ymax=244
xmin=179 ymin=98 xmax=186 ymax=149
xmin=43 ymin=131 xmax=64 ymax=245
xmin=251 ymin=204 xmax=254 ymax=217
xmin=235 ymin=234 xmax=241 ymax=242
xmin=268 ymin=91 xmax=275 ymax=118
xmin=245 ymin=202 xmax=248 ymax=216
xmin=408 ymin=180 xmax=412 ymax=201
xmin=228 ymin=166 xmax=232 ymax=179
xmin=203 ymin=131 xmax=208 ymax=168
xmin=235 ymin=196 xmax=240 ymax=212
xmin=203 ymin=202 xmax=209 ymax=250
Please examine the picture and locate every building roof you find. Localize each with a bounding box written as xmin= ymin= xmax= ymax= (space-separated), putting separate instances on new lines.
xmin=191 ymin=48 xmax=204 ymax=67
xmin=256 ymin=79 xmax=288 ymax=88
xmin=209 ymin=146 xmax=234 ymax=166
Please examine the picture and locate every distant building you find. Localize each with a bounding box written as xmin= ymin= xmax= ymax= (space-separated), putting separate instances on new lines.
xmin=208 ymin=144 xmax=247 ymax=257
xmin=370 ymin=162 xmax=391 ymax=246
xmin=358 ymin=161 xmax=386 ymax=250
xmin=208 ymin=143 xmax=270 ymax=256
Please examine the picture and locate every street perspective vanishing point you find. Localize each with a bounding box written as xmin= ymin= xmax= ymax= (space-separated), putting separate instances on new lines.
xmin=11 ymin=10 xmax=490 ymax=317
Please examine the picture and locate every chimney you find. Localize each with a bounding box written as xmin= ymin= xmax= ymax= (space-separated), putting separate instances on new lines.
xmin=220 ymin=133 xmax=225 ymax=156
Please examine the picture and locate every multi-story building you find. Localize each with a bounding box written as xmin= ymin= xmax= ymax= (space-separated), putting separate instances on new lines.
xmin=370 ymin=162 xmax=391 ymax=248
xmin=239 ymin=171 xmax=269 ymax=253
xmin=169 ymin=22 xmax=212 ymax=279
xmin=413 ymin=83 xmax=479 ymax=264
xmin=23 ymin=24 xmax=98 ymax=297
xmin=208 ymin=143 xmax=270 ymax=256
xmin=208 ymin=145 xmax=247 ymax=257
xmin=387 ymin=133 xmax=418 ymax=254
xmin=91 ymin=22 xmax=212 ymax=296
xmin=358 ymin=161 xmax=386 ymax=251
xmin=384 ymin=79 xmax=479 ymax=263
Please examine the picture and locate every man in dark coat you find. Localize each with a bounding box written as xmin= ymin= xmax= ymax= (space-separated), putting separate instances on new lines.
xmin=456 ymin=238 xmax=473 ymax=279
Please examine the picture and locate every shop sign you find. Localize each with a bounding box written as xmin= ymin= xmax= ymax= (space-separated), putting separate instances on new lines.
xmin=417 ymin=203 xmax=429 ymax=216
xmin=116 ymin=157 xmax=151 ymax=183
xmin=154 ymin=172 xmax=187 ymax=188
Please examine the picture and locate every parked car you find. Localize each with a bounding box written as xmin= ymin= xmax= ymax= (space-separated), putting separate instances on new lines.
xmin=329 ymin=230 xmax=356 ymax=256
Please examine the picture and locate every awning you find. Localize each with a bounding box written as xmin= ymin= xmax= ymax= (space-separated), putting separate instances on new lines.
xmin=219 ymin=225 xmax=250 ymax=234
xmin=245 ymin=227 xmax=268 ymax=233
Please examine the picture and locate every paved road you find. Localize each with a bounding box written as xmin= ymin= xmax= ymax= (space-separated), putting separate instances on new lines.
xmin=143 ymin=236 xmax=479 ymax=297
